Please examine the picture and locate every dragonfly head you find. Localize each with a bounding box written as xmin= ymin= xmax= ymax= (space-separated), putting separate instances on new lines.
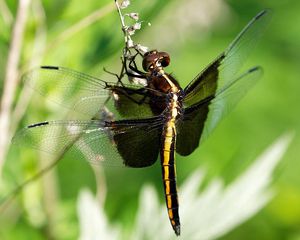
xmin=142 ymin=50 xmax=170 ymax=72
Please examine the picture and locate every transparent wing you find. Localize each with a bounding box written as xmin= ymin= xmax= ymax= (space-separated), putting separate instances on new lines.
xmin=200 ymin=66 xmax=262 ymax=143
xmin=177 ymin=67 xmax=262 ymax=156
xmin=183 ymin=10 xmax=271 ymax=106
xmin=23 ymin=66 xmax=160 ymax=118
xmin=12 ymin=116 xmax=164 ymax=168
xmin=24 ymin=66 xmax=108 ymax=116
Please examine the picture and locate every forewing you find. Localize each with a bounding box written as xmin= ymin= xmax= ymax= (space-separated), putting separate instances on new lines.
xmin=183 ymin=10 xmax=270 ymax=107
xmin=24 ymin=66 xmax=108 ymax=117
xmin=177 ymin=67 xmax=262 ymax=156
xmin=12 ymin=116 xmax=164 ymax=168
xmin=76 ymin=86 xmax=155 ymax=119
xmin=23 ymin=66 xmax=157 ymax=119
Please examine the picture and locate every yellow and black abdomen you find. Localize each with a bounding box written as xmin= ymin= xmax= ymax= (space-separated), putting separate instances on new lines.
xmin=160 ymin=122 xmax=180 ymax=235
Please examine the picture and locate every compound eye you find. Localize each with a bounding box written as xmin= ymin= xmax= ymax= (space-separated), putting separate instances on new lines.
xmin=159 ymin=52 xmax=170 ymax=67
xmin=160 ymin=56 xmax=170 ymax=67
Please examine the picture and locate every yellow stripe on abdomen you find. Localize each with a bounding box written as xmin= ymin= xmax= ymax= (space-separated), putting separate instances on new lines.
xmin=161 ymin=119 xmax=180 ymax=235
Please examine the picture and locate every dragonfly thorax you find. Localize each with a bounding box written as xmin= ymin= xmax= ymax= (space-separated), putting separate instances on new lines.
xmin=165 ymin=92 xmax=184 ymax=119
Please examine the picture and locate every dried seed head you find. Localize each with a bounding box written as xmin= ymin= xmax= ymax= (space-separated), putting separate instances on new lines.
xmin=126 ymin=38 xmax=134 ymax=48
xmin=126 ymin=12 xmax=139 ymax=21
xmin=126 ymin=22 xmax=141 ymax=35
xmin=126 ymin=26 xmax=135 ymax=36
xmin=119 ymin=0 xmax=130 ymax=9
xmin=136 ymin=44 xmax=149 ymax=54
xmin=133 ymin=22 xmax=141 ymax=30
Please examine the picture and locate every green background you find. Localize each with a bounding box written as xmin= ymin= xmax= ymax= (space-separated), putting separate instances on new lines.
xmin=1 ymin=0 xmax=300 ymax=239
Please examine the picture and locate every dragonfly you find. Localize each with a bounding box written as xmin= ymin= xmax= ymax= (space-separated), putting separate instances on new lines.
xmin=12 ymin=10 xmax=270 ymax=236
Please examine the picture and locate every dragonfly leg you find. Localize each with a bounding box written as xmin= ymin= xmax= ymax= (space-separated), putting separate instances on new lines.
xmin=103 ymin=67 xmax=123 ymax=81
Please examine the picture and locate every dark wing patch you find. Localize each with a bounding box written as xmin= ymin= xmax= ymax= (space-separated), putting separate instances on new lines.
xmin=176 ymin=98 xmax=211 ymax=156
xmin=177 ymin=67 xmax=262 ymax=156
xmin=183 ymin=55 xmax=224 ymax=107
xmin=110 ymin=86 xmax=154 ymax=118
xmin=112 ymin=119 xmax=162 ymax=167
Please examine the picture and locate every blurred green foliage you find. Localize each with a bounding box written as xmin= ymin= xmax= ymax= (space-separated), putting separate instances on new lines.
xmin=1 ymin=0 xmax=300 ymax=239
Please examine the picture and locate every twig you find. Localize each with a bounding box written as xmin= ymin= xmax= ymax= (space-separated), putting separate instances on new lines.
xmin=11 ymin=0 xmax=47 ymax=135
xmin=115 ymin=0 xmax=148 ymax=55
xmin=115 ymin=0 xmax=133 ymax=48
xmin=0 ymin=0 xmax=31 ymax=175
xmin=32 ymin=3 xmax=56 ymax=232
